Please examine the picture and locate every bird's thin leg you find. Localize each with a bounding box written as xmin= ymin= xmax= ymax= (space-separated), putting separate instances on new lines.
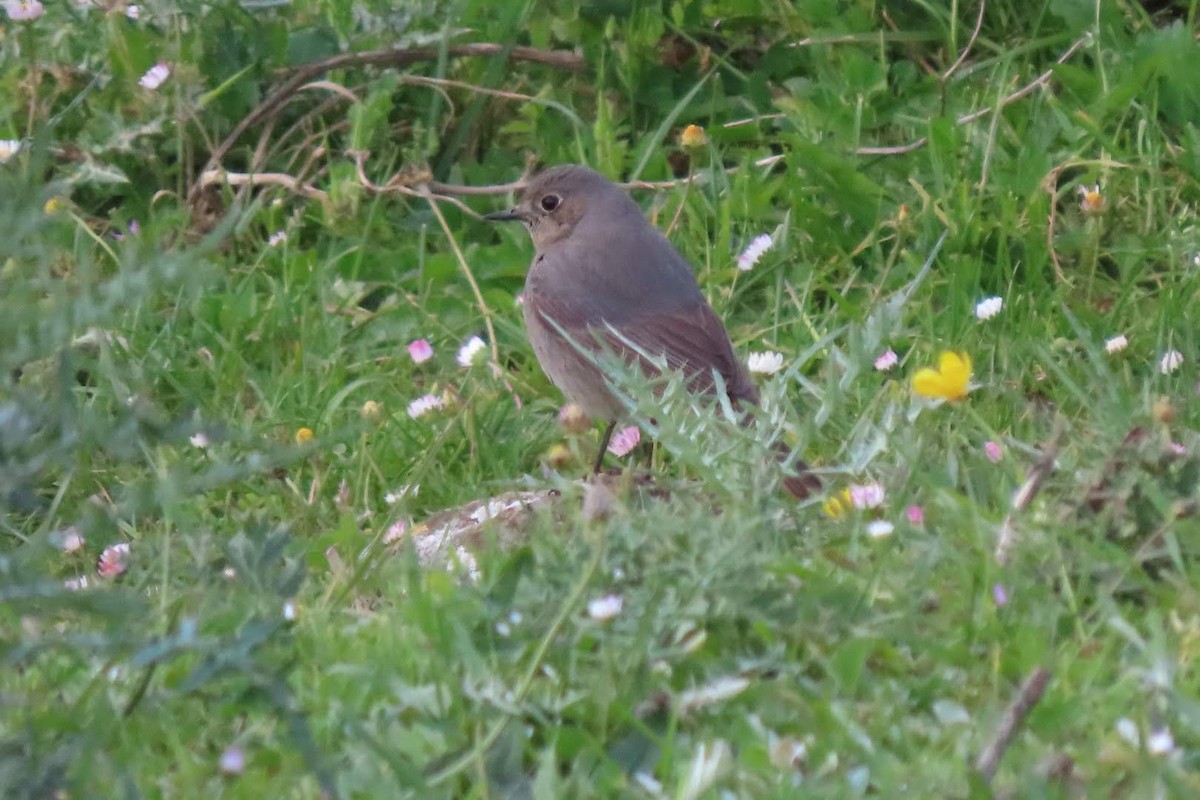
xmin=593 ymin=420 xmax=617 ymax=474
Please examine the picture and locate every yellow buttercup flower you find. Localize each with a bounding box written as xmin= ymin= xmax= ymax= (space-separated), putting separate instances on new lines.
xmin=822 ymin=488 xmax=853 ymax=519
xmin=295 ymin=427 xmax=314 ymax=444
xmin=912 ymin=351 xmax=972 ymax=401
xmin=679 ymin=124 xmax=707 ymax=148
xmin=43 ymin=196 xmax=67 ymax=215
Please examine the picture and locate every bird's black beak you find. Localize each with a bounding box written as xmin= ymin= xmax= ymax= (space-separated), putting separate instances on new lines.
xmin=484 ymin=208 xmax=524 ymax=222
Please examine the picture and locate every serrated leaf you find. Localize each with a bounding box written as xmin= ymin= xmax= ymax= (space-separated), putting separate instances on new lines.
xmin=64 ymin=159 xmax=130 ymax=185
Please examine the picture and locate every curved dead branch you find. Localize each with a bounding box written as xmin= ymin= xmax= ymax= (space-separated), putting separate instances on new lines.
xmin=193 ymin=43 xmax=585 ymax=203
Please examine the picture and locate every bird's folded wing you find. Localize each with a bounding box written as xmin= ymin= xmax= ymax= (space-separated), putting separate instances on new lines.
xmin=530 ymin=293 xmax=758 ymax=403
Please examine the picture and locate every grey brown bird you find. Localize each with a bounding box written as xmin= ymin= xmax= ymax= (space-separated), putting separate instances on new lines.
xmin=485 ymin=164 xmax=819 ymax=498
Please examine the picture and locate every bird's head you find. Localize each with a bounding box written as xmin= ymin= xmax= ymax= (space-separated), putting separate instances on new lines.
xmin=485 ymin=164 xmax=636 ymax=250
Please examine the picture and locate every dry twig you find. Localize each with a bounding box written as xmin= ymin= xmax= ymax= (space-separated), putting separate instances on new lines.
xmin=348 ymin=150 xmax=483 ymax=218
xmin=995 ymin=429 xmax=1062 ymax=565
xmin=192 ymin=43 xmax=584 ymax=202
xmin=198 ymin=168 xmax=330 ymax=204
xmin=941 ymin=1 xmax=987 ymax=82
xmin=344 ymin=152 xmax=788 ymax=204
xmin=856 ymin=32 xmax=1091 ymax=157
xmin=973 ymin=666 xmax=1052 ymax=783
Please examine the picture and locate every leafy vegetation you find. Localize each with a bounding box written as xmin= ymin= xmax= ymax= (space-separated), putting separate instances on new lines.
xmin=3 ymin=0 xmax=1200 ymax=796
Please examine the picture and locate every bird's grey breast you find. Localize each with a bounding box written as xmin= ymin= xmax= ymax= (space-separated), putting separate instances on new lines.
xmin=529 ymin=214 xmax=705 ymax=325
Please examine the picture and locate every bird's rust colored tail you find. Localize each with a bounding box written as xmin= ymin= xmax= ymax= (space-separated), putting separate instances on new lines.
xmin=776 ymin=445 xmax=822 ymax=500
xmin=735 ymin=390 xmax=821 ymax=500
xmin=783 ymin=468 xmax=822 ymax=500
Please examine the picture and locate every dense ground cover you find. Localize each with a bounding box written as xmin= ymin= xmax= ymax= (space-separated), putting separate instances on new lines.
xmin=3 ymin=0 xmax=1200 ymax=796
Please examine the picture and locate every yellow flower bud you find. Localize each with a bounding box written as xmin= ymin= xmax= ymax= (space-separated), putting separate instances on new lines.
xmin=557 ymin=403 xmax=591 ymax=434
xmin=543 ymin=443 xmax=572 ymax=468
xmin=822 ymin=489 xmax=853 ymax=519
xmin=1078 ymin=184 xmax=1106 ymax=215
xmin=1152 ymin=396 xmax=1174 ymax=423
xmin=679 ymin=124 xmax=707 ymax=148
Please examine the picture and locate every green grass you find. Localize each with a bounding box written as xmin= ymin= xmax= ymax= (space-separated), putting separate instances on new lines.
xmin=3 ymin=0 xmax=1200 ymax=797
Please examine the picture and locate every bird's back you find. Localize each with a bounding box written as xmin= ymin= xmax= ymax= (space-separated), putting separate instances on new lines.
xmin=526 ymin=203 xmax=759 ymax=405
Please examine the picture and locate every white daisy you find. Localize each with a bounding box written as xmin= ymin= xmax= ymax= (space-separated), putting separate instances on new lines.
xmin=0 ymin=139 xmax=22 ymax=162
xmin=587 ymin=594 xmax=623 ymax=621
xmin=747 ymin=351 xmax=784 ymax=375
xmin=1160 ymin=349 xmax=1184 ymax=374
xmin=1147 ymin=727 xmax=1175 ymax=756
xmin=866 ymin=520 xmax=894 ymax=539
xmin=1104 ymin=335 xmax=1128 ymax=354
xmin=456 ymin=335 xmax=486 ymax=367
xmin=1115 ymin=718 xmax=1139 ymax=746
xmin=975 ymin=296 xmax=1003 ymax=321
xmin=218 ymin=747 xmax=245 ymax=775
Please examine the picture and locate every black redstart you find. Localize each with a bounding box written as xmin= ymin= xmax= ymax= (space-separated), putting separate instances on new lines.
xmin=485 ymin=164 xmax=819 ymax=498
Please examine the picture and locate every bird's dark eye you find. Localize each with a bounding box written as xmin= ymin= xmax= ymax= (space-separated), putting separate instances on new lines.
xmin=539 ymin=194 xmax=562 ymax=212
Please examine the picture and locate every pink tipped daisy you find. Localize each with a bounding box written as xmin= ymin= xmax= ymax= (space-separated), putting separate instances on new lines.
xmin=736 ymin=234 xmax=773 ymax=271
xmin=406 ymin=393 xmax=443 ymax=419
xmin=97 ymin=542 xmax=130 ymax=578
xmin=138 ymin=62 xmax=170 ymax=90
xmin=407 ymin=339 xmax=434 ymax=364
xmin=607 ymin=426 xmax=640 ymax=457
xmin=874 ymin=349 xmax=898 ymax=371
xmin=5 ymin=0 xmax=44 ymax=20
xmin=848 ymin=482 xmax=885 ymax=509
xmin=60 ymin=527 xmax=85 ymax=553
